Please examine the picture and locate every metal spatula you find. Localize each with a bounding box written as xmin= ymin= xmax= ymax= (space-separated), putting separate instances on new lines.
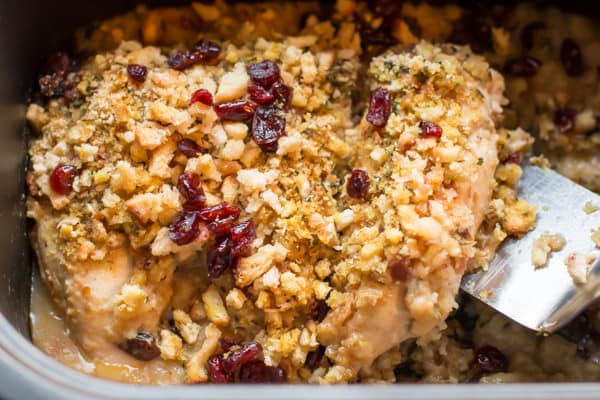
xmin=461 ymin=164 xmax=600 ymax=333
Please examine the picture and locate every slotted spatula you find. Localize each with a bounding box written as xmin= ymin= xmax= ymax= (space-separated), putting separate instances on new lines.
xmin=461 ymin=164 xmax=600 ymax=333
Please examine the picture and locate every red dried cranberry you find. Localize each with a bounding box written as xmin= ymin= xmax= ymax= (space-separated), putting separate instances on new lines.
xmin=248 ymin=83 xmax=275 ymax=105
xmin=247 ymin=61 xmax=281 ymax=88
xmin=239 ymin=360 xmax=287 ymax=383
xmin=558 ymin=312 xmax=592 ymax=344
xmin=504 ymin=56 xmax=542 ymax=77
xmin=222 ymin=341 xmax=262 ymax=373
xmin=561 ymin=38 xmax=584 ymax=77
xmin=192 ymin=39 xmax=222 ymax=63
xmin=214 ymin=100 xmax=257 ymax=122
xmin=448 ymin=12 xmax=493 ymax=54
xmin=360 ymin=21 xmax=398 ymax=48
xmin=251 ymin=107 xmax=286 ymax=152
xmin=520 ymin=22 xmax=546 ymax=51
xmin=312 ymin=299 xmax=330 ymax=323
xmin=177 ymin=138 xmax=205 ymax=158
xmin=177 ymin=172 xmax=206 ymax=209
xmin=208 ymin=215 xmax=238 ymax=236
xmin=208 ymin=355 xmax=230 ymax=383
xmin=554 ymin=108 xmax=577 ymax=133
xmin=207 ymin=236 xmax=234 ymax=279
xmin=219 ymin=337 xmax=241 ymax=352
xmin=367 ymin=0 xmax=402 ymax=17
xmin=271 ymin=81 xmax=293 ymax=110
xmin=230 ymin=220 xmax=256 ymax=257
xmin=389 ymin=258 xmax=410 ymax=282
xmin=169 ymin=210 xmax=202 ymax=245
xmin=501 ymin=153 xmax=521 ymax=164
xmin=474 ymin=345 xmax=509 ymax=374
xmin=304 ymin=345 xmax=326 ymax=370
xmin=44 ymin=52 xmax=71 ymax=76
xmin=366 ymin=87 xmax=392 ymax=128
xmin=126 ymin=64 xmax=148 ymax=83
xmin=190 ymin=89 xmax=213 ymax=106
xmin=49 ymin=165 xmax=78 ymax=195
xmin=38 ymin=52 xmax=81 ymax=99
xmin=168 ymin=39 xmax=221 ymax=71
xmin=167 ymin=51 xmax=196 ymax=71
xmin=558 ymin=313 xmax=595 ymax=358
xmin=39 ymin=52 xmax=70 ymax=97
xmin=346 ymin=169 xmax=370 ymax=199
xmin=198 ymin=203 xmax=241 ymax=223
xmin=120 ymin=332 xmax=160 ymax=361
xmin=419 ymin=120 xmax=443 ymax=138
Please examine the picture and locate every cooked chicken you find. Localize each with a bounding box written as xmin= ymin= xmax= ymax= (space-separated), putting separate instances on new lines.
xmin=26 ymin=35 xmax=520 ymax=384
xmin=318 ymin=44 xmax=505 ymax=372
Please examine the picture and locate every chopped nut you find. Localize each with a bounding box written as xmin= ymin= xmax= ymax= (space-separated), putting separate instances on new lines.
xmin=201 ymin=285 xmax=230 ymax=327
xmin=531 ymin=233 xmax=566 ymax=268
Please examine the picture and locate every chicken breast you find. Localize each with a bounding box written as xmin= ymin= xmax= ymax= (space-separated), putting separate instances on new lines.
xmin=27 ymin=37 xmax=517 ymax=384
xmin=317 ymin=43 xmax=505 ymax=372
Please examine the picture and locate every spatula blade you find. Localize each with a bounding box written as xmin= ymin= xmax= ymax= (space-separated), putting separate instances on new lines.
xmin=461 ymin=165 xmax=600 ymax=332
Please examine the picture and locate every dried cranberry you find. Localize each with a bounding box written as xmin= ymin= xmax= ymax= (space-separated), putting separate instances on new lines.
xmin=167 ymin=51 xmax=196 ymax=71
xmin=208 ymin=355 xmax=230 ymax=383
xmin=239 ymin=360 xmax=287 ymax=383
xmin=168 ymin=39 xmax=221 ymax=71
xmin=248 ymin=83 xmax=275 ymax=105
xmin=49 ymin=165 xmax=78 ymax=195
xmin=222 ymin=341 xmax=262 ymax=373
xmin=520 ymin=22 xmax=546 ymax=51
xmin=219 ymin=337 xmax=241 ymax=352
xmin=271 ymin=81 xmax=293 ymax=110
xmin=389 ymin=258 xmax=410 ymax=282
xmin=177 ymin=138 xmax=205 ymax=158
xmin=366 ymin=87 xmax=392 ymax=128
xmin=304 ymin=345 xmax=326 ymax=370
xmin=247 ymin=61 xmax=281 ymax=88
xmin=560 ymin=312 xmax=590 ymax=340
xmin=198 ymin=203 xmax=241 ymax=223
xmin=419 ymin=120 xmax=443 ymax=138
xmin=120 ymin=332 xmax=160 ymax=361
xmin=169 ymin=210 xmax=202 ymax=245
xmin=207 ymin=236 xmax=234 ymax=279
xmin=504 ymin=56 xmax=542 ymax=77
xmin=474 ymin=345 xmax=509 ymax=374
xmin=38 ymin=53 xmax=69 ymax=97
xmin=367 ymin=0 xmax=402 ymax=17
xmin=208 ymin=215 xmax=238 ymax=236
xmin=501 ymin=152 xmax=521 ymax=164
xmin=561 ymin=38 xmax=584 ymax=77
xmin=346 ymin=169 xmax=370 ymax=199
xmin=126 ymin=64 xmax=148 ymax=83
xmin=190 ymin=89 xmax=213 ymax=106
xmin=178 ymin=172 xmax=206 ymax=209
xmin=214 ymin=100 xmax=257 ymax=122
xmin=192 ymin=39 xmax=222 ymax=63
xmin=312 ymin=299 xmax=330 ymax=323
xmin=559 ymin=313 xmax=596 ymax=359
xmin=251 ymin=107 xmax=286 ymax=152
xmin=38 ymin=52 xmax=81 ymax=99
xmin=230 ymin=220 xmax=256 ymax=257
xmin=554 ymin=108 xmax=577 ymax=133
xmin=360 ymin=22 xmax=398 ymax=48
xmin=44 ymin=52 xmax=71 ymax=76
xmin=448 ymin=12 xmax=493 ymax=54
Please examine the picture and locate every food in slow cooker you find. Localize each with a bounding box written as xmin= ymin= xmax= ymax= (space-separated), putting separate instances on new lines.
xmin=25 ymin=0 xmax=600 ymax=384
